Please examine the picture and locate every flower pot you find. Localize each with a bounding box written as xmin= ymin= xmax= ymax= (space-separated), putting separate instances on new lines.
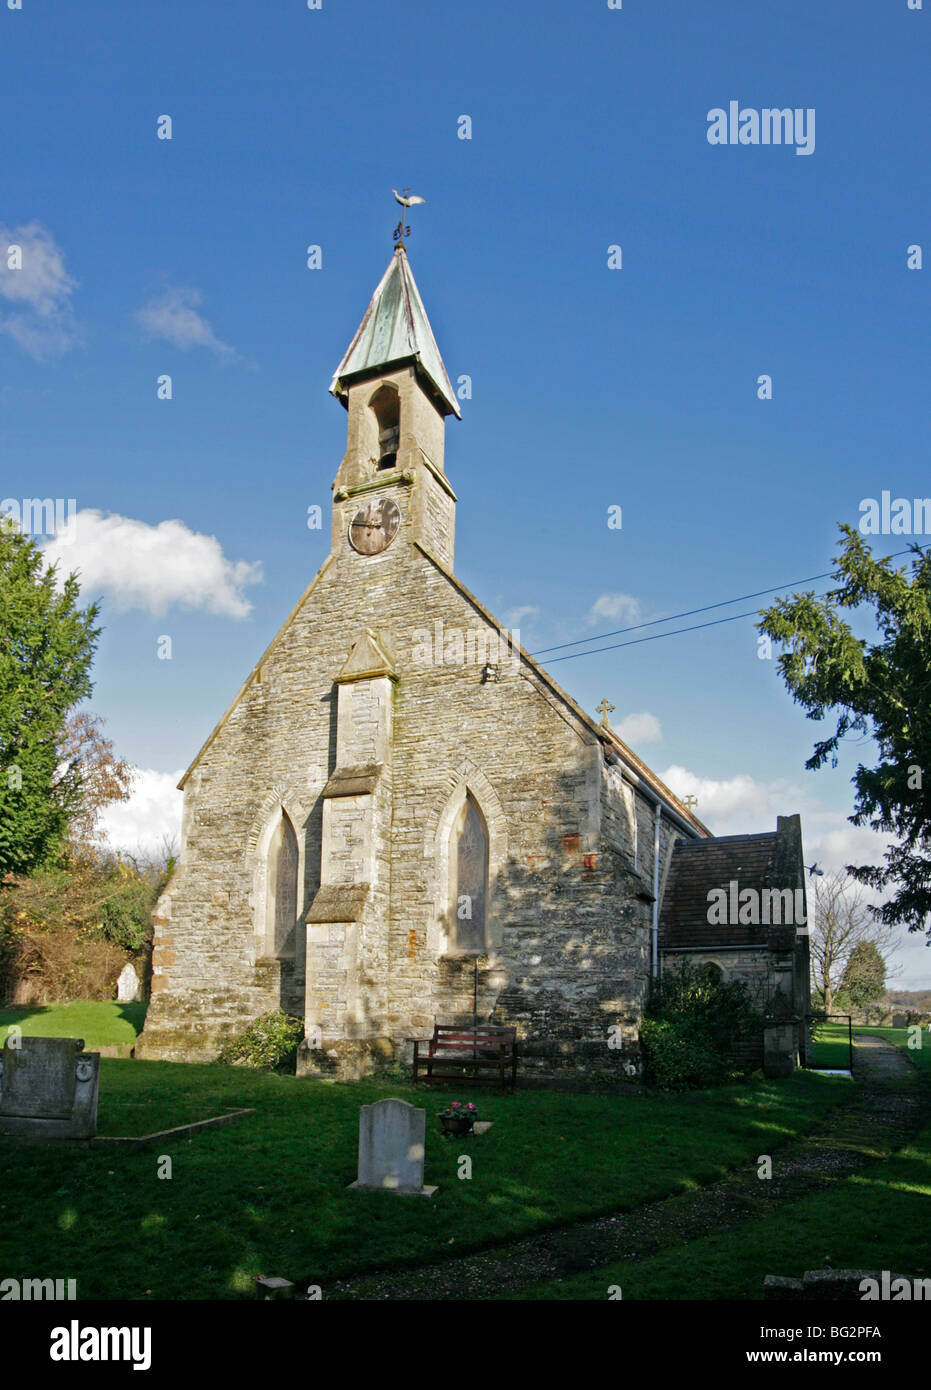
xmin=439 ymin=1113 xmax=474 ymax=1138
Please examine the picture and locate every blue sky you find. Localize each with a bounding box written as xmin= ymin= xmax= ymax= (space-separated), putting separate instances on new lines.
xmin=1 ymin=0 xmax=929 ymax=981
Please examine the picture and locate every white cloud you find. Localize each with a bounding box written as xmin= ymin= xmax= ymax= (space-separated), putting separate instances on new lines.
xmin=135 ymin=287 xmax=235 ymax=358
xmin=503 ymin=604 xmax=540 ymax=630
xmin=658 ymin=764 xmax=871 ymax=852
xmin=616 ymin=710 xmax=662 ymax=744
xmin=659 ymin=763 xmax=931 ymax=985
xmin=587 ymin=592 xmax=641 ymax=626
xmin=0 ymin=222 xmax=78 ymax=357
xmin=659 ymin=764 xmax=796 ymax=832
xmin=807 ymin=822 xmax=890 ymax=875
xmin=42 ymin=509 xmax=263 ymax=618
xmin=800 ymin=822 xmax=931 ymax=988
xmin=658 ymin=762 xmax=883 ymax=859
xmin=97 ymin=767 xmax=184 ymax=859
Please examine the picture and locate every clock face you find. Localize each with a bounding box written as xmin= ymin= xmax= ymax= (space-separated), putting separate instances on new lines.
xmin=348 ymin=497 xmax=401 ymax=556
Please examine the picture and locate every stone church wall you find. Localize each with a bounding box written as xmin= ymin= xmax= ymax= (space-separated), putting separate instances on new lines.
xmin=139 ymin=513 xmax=669 ymax=1071
xmin=135 ymin=248 xmax=713 ymax=1078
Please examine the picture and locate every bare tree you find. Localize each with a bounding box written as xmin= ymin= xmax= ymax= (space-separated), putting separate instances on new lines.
xmin=108 ymin=833 xmax=178 ymax=890
xmin=810 ymin=869 xmax=899 ymax=1014
xmin=58 ymin=712 xmax=133 ymax=854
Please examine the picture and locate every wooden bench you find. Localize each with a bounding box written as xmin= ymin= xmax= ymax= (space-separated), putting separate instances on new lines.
xmin=411 ymin=1025 xmax=517 ymax=1089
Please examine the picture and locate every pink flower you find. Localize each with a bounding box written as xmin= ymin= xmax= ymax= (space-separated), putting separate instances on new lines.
xmin=467 ymin=1103 xmax=475 ymax=1110
xmin=451 ymin=1102 xmax=461 ymax=1108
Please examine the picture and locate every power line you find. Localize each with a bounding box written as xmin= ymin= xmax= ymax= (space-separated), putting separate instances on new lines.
xmin=532 ymin=572 xmax=834 ymax=656
xmin=532 ymin=545 xmax=923 ymax=665
xmin=544 ymin=605 xmax=796 ymax=663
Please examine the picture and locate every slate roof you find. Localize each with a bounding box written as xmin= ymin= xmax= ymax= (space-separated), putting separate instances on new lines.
xmin=329 ymin=245 xmax=461 ymax=418
xmin=659 ymin=830 xmax=792 ymax=950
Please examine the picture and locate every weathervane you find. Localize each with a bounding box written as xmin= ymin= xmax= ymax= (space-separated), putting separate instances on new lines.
xmin=392 ymin=187 xmax=425 ymax=244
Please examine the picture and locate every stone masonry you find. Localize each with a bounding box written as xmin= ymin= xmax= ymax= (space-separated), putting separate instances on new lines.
xmin=136 ymin=245 xmax=709 ymax=1077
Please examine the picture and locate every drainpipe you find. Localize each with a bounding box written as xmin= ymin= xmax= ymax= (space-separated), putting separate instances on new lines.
xmin=652 ymin=803 xmax=662 ymax=979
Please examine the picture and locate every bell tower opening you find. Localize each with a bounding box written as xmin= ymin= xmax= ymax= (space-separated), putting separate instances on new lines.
xmin=329 ymin=244 xmax=462 ymax=568
xmin=370 ymin=384 xmax=400 ymax=470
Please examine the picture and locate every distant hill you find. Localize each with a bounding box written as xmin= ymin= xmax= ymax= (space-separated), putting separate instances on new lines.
xmin=888 ymin=989 xmax=931 ymax=1011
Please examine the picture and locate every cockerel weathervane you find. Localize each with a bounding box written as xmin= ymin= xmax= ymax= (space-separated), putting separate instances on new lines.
xmin=392 ymin=187 xmax=425 ymax=244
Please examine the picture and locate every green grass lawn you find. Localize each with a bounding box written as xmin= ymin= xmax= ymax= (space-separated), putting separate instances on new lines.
xmin=515 ymin=1028 xmax=931 ymax=1300
xmin=807 ymin=1020 xmax=853 ymax=1070
xmin=0 ymin=1059 xmax=850 ymax=1300
xmin=0 ymin=1000 xmax=147 ymax=1048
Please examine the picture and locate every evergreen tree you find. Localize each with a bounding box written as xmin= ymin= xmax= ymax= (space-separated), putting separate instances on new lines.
xmin=0 ymin=521 xmax=100 ymax=877
xmin=841 ymin=940 xmax=887 ymax=1012
xmin=759 ymin=526 xmax=931 ymax=936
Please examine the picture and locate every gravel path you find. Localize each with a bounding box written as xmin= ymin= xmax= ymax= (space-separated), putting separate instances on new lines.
xmin=319 ymin=1037 xmax=926 ymax=1301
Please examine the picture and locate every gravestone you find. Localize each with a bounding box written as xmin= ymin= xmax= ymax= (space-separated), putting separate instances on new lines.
xmin=764 ymin=1269 xmax=913 ymax=1300
xmin=254 ymin=1276 xmax=295 ymax=1300
xmin=763 ymin=1019 xmax=799 ymax=1078
xmin=0 ymin=1036 xmax=100 ymax=1139
xmin=117 ymin=962 xmax=141 ymax=1003
xmin=892 ymin=1014 xmax=907 ymax=1028
xmin=349 ymin=1097 xmax=436 ymax=1196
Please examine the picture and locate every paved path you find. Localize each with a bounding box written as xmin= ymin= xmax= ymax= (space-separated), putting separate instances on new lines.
xmin=852 ymin=1031 xmax=916 ymax=1079
xmin=320 ymin=1037 xmax=926 ymax=1300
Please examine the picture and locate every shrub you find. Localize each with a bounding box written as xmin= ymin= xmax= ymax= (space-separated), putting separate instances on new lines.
xmin=215 ymin=1010 xmax=305 ymax=1072
xmin=3 ymin=921 xmax=127 ymax=1004
xmin=96 ymin=869 xmax=158 ymax=953
xmin=640 ymin=961 xmax=762 ymax=1090
xmin=639 ymin=1018 xmax=730 ymax=1090
xmin=0 ymin=848 xmax=167 ymax=1003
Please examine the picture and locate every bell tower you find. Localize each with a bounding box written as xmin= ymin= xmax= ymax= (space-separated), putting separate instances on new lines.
xmin=329 ymin=244 xmax=460 ymax=571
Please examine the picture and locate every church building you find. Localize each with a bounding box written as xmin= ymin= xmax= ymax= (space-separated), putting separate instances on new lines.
xmin=137 ymin=242 xmax=809 ymax=1078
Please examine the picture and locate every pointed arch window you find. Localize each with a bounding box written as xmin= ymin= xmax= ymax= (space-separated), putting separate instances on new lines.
xmin=265 ymin=812 xmax=299 ymax=958
xmin=448 ymin=793 xmax=488 ymax=954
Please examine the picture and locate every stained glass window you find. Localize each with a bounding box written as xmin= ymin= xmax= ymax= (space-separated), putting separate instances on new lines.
xmin=266 ymin=813 xmax=298 ymax=957
xmin=450 ymin=794 xmax=488 ymax=953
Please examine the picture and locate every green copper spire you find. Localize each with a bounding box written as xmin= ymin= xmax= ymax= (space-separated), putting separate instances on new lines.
xmin=329 ymin=245 xmax=460 ymax=419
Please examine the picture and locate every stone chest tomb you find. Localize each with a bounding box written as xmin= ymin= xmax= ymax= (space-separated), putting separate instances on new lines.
xmin=0 ymin=1036 xmax=100 ymax=1140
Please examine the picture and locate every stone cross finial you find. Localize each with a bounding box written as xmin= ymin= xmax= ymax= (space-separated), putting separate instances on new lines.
xmin=596 ymin=698 xmax=615 ymax=728
xmin=682 ymin=794 xmax=699 ymax=812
